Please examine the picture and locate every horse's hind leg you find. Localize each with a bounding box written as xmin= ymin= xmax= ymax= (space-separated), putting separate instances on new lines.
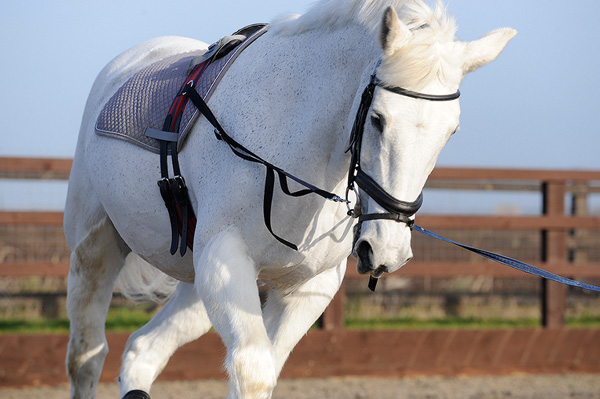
xmin=65 ymin=213 xmax=129 ymax=399
xmin=119 ymin=281 xmax=213 ymax=398
xmin=195 ymin=228 xmax=276 ymax=399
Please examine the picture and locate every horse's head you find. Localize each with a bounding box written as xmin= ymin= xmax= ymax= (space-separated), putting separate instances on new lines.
xmin=352 ymin=5 xmax=516 ymax=279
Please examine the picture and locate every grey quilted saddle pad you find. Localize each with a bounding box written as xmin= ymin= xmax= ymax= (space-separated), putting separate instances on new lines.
xmin=95 ymin=26 xmax=267 ymax=153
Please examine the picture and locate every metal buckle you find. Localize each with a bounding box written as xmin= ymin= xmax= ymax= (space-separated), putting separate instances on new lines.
xmin=157 ymin=177 xmax=170 ymax=188
xmin=173 ymin=175 xmax=186 ymax=188
xmin=345 ymin=185 xmax=360 ymax=217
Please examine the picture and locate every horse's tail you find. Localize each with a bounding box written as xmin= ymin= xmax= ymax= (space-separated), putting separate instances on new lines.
xmin=115 ymin=253 xmax=179 ymax=304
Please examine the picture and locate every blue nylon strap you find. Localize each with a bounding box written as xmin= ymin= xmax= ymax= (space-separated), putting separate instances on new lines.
xmin=413 ymin=224 xmax=600 ymax=292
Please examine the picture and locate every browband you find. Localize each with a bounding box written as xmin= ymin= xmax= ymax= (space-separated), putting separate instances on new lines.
xmin=374 ymin=78 xmax=460 ymax=101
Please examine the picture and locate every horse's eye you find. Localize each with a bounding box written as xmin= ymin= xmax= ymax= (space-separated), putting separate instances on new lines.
xmin=370 ymin=113 xmax=384 ymax=133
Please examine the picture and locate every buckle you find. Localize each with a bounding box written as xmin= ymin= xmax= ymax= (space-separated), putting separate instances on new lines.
xmin=157 ymin=177 xmax=170 ymax=188
xmin=173 ymin=175 xmax=186 ymax=188
xmin=345 ymin=185 xmax=360 ymax=217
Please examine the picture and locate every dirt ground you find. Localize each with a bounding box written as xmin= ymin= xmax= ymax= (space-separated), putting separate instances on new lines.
xmin=2 ymin=374 xmax=600 ymax=399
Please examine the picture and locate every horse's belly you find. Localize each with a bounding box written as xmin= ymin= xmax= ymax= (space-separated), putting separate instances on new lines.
xmin=83 ymin=130 xmax=195 ymax=280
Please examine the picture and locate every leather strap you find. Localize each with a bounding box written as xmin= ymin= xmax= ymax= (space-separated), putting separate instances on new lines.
xmin=414 ymin=224 xmax=600 ymax=292
xmin=358 ymin=212 xmax=414 ymax=228
xmin=355 ymin=170 xmax=422 ymax=216
xmin=374 ymin=77 xmax=460 ymax=101
xmin=150 ymin=60 xmax=208 ymax=256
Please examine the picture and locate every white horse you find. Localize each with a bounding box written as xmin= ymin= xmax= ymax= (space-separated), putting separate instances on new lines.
xmin=64 ymin=1 xmax=515 ymax=398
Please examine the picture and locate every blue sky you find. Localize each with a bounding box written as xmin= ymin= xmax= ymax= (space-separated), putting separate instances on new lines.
xmin=2 ymin=0 xmax=600 ymax=171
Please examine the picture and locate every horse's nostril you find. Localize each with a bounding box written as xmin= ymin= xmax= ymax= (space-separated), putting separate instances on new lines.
xmin=356 ymin=240 xmax=374 ymax=273
xmin=356 ymin=241 xmax=372 ymax=261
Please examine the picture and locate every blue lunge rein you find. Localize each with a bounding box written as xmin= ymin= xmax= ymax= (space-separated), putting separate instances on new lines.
xmin=412 ymin=224 xmax=600 ymax=293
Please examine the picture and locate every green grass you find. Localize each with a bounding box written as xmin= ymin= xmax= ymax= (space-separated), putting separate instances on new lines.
xmin=0 ymin=307 xmax=155 ymax=334
xmin=1 ymin=310 xmax=600 ymax=334
xmin=0 ymin=318 xmax=71 ymax=334
xmin=346 ymin=315 xmax=600 ymax=330
xmin=346 ymin=316 xmax=541 ymax=330
xmin=566 ymin=314 xmax=600 ymax=328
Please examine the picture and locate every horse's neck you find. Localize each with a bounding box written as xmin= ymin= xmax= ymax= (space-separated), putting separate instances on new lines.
xmin=261 ymin=25 xmax=379 ymax=187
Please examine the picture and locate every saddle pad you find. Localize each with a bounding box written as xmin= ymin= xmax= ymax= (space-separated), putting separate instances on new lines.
xmin=95 ymin=26 xmax=268 ymax=153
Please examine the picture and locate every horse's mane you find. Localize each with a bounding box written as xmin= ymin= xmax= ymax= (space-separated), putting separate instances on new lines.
xmin=272 ymin=0 xmax=458 ymax=89
xmin=273 ymin=0 xmax=455 ymax=36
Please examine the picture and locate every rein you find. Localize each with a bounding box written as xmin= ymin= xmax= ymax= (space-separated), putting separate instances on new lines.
xmin=414 ymin=225 xmax=600 ymax=293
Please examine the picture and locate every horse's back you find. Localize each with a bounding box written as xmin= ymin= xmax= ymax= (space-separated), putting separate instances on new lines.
xmin=87 ymin=36 xmax=207 ymax=119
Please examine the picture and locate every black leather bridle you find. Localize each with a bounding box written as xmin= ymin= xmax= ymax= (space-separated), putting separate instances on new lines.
xmin=345 ymin=70 xmax=460 ymax=228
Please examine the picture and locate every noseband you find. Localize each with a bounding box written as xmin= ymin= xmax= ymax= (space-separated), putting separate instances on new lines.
xmin=345 ymin=70 xmax=460 ymax=228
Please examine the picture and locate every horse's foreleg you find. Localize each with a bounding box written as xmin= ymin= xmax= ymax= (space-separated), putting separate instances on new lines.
xmin=263 ymin=259 xmax=347 ymax=376
xmin=119 ymin=282 xmax=212 ymax=397
xmin=195 ymin=228 xmax=276 ymax=399
xmin=66 ymin=215 xmax=129 ymax=399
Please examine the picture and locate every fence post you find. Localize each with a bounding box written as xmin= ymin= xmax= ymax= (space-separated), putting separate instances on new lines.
xmin=541 ymin=181 xmax=567 ymax=328
xmin=570 ymin=183 xmax=589 ymax=262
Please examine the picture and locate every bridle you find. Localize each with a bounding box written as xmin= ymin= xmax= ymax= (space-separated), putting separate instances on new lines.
xmin=345 ymin=66 xmax=460 ymax=229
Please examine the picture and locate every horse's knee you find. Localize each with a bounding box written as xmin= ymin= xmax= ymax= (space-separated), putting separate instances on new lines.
xmin=228 ymin=343 xmax=277 ymax=399
xmin=193 ymin=228 xmax=276 ymax=398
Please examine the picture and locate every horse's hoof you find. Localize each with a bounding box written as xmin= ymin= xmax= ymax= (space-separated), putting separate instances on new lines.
xmin=122 ymin=390 xmax=151 ymax=399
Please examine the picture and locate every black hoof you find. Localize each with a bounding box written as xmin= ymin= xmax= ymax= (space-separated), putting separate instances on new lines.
xmin=122 ymin=390 xmax=150 ymax=399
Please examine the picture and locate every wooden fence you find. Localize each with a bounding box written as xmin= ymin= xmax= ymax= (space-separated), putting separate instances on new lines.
xmin=2 ymin=157 xmax=600 ymax=387
xmin=3 ymin=157 xmax=600 ymax=325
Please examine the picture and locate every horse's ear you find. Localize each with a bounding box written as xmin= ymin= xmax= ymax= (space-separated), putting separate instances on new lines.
xmin=379 ymin=6 xmax=412 ymax=55
xmin=462 ymin=28 xmax=517 ymax=74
